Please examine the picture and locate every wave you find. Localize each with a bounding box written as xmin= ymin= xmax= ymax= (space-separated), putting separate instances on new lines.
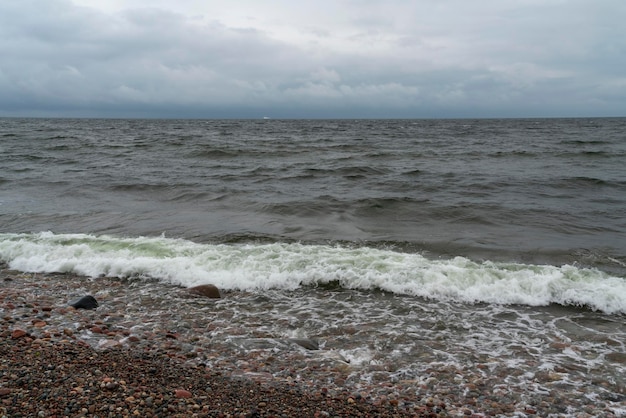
xmin=1 ymin=232 xmax=624 ymax=314
xmin=256 ymin=196 xmax=436 ymax=219
xmin=107 ymin=183 xmax=174 ymax=192
xmin=486 ymin=151 xmax=539 ymax=158
xmin=557 ymin=176 xmax=625 ymax=189
xmin=187 ymin=149 xmax=240 ymax=159
xmin=300 ymin=166 xmax=390 ymax=178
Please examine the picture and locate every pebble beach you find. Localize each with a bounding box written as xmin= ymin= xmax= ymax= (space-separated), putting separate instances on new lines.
xmin=1 ymin=265 xmax=417 ymax=417
xmin=1 ymin=264 xmax=624 ymax=417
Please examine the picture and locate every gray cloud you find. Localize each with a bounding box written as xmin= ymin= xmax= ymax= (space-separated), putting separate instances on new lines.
xmin=1 ymin=0 xmax=624 ymax=118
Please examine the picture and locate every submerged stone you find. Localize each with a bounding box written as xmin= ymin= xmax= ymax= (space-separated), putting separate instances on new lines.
xmin=288 ymin=338 xmax=320 ymax=350
xmin=69 ymin=295 xmax=98 ymax=310
xmin=186 ymin=284 xmax=221 ymax=299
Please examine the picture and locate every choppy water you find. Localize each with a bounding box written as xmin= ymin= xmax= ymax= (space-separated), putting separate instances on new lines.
xmin=1 ymin=118 xmax=625 ymax=414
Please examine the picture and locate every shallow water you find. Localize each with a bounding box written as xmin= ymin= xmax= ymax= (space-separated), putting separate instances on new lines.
xmin=67 ymin=275 xmax=622 ymax=416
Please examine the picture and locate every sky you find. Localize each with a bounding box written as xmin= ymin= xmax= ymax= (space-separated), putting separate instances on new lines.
xmin=0 ymin=0 xmax=624 ymax=119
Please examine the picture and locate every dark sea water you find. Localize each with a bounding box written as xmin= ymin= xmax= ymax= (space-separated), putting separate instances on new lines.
xmin=2 ymin=118 xmax=625 ymax=269
xmin=1 ymin=118 xmax=625 ymax=414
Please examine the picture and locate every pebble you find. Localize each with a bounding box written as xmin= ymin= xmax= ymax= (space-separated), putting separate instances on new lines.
xmin=175 ymin=389 xmax=193 ymax=398
xmin=11 ymin=329 xmax=27 ymax=339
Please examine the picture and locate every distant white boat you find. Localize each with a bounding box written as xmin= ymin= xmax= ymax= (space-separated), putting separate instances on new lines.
xmin=263 ymin=116 xmax=271 ymax=120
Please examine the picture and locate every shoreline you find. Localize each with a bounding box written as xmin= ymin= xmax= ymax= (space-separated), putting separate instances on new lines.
xmin=2 ymin=265 xmax=624 ymax=417
xmin=0 ymin=266 xmax=427 ymax=417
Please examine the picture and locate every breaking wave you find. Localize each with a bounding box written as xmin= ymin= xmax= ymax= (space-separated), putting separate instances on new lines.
xmin=1 ymin=232 xmax=624 ymax=314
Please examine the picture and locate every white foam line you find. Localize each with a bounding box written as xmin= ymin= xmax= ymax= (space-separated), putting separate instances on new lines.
xmin=1 ymin=232 xmax=625 ymax=314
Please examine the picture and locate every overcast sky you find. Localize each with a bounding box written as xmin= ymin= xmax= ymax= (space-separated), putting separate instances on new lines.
xmin=1 ymin=0 xmax=624 ymax=119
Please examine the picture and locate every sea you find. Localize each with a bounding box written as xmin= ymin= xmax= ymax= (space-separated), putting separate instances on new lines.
xmin=1 ymin=117 xmax=625 ymax=414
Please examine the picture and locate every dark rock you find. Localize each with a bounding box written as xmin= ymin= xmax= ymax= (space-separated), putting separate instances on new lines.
xmin=104 ymin=382 xmax=119 ymax=391
xmin=187 ymin=284 xmax=221 ymax=299
xmin=68 ymin=295 xmax=98 ymax=310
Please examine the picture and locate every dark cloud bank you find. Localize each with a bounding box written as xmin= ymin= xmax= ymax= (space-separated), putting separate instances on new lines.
xmin=1 ymin=1 xmax=624 ymax=119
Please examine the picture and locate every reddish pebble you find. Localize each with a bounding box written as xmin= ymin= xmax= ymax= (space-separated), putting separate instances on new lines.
xmin=33 ymin=321 xmax=47 ymax=328
xmin=91 ymin=326 xmax=103 ymax=334
xmin=550 ymin=342 xmax=568 ymax=350
xmin=0 ymin=388 xmax=11 ymax=396
xmin=11 ymin=329 xmax=27 ymax=339
xmin=175 ymin=389 xmax=193 ymax=398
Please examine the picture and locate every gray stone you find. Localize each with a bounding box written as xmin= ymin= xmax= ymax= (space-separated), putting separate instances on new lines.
xmin=288 ymin=338 xmax=320 ymax=350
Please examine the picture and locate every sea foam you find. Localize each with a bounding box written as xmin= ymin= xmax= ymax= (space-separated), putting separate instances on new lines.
xmin=1 ymin=232 xmax=624 ymax=314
